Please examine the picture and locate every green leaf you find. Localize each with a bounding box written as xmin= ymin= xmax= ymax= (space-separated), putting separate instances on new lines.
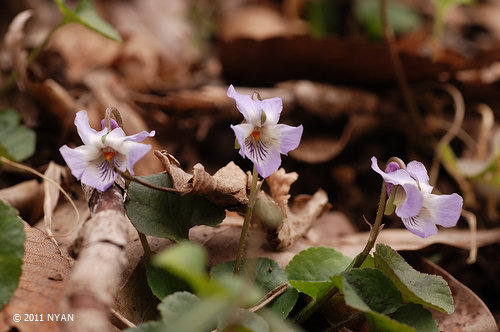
xmin=0 ymin=200 xmax=25 ymax=310
xmin=211 ymin=258 xmax=298 ymax=318
xmin=391 ymin=303 xmax=439 ymax=332
xmin=374 ymin=244 xmax=454 ymax=314
xmin=146 ymin=263 xmax=191 ymax=300
xmin=0 ymin=109 xmax=36 ymax=161
xmin=157 ymin=291 xmax=200 ymax=322
xmin=153 ymin=241 xmax=219 ymax=297
xmin=54 ymin=0 xmax=122 ymax=42
xmin=286 ymin=247 xmax=351 ymax=299
xmin=342 ymin=268 xmax=402 ymax=315
xmin=365 ymin=311 xmax=417 ymax=332
xmin=125 ymin=174 xmax=226 ymax=242
xmin=354 ymin=0 xmax=422 ymax=39
xmin=217 ymin=307 xmax=269 ymax=332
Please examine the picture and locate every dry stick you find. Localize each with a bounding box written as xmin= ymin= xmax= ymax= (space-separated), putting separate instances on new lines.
xmin=428 ymin=83 xmax=465 ymax=187
xmin=461 ymin=209 xmax=477 ymax=264
xmin=380 ymin=0 xmax=423 ymax=133
xmin=249 ymin=283 xmax=290 ymax=313
xmin=60 ymin=184 xmax=130 ymax=331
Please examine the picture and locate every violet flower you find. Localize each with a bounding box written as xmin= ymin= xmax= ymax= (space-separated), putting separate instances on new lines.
xmin=371 ymin=156 xmax=463 ymax=238
xmin=60 ymin=110 xmax=155 ymax=192
xmin=228 ymin=85 xmax=303 ymax=178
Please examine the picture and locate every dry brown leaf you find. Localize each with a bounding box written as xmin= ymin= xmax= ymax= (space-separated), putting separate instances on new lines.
xmin=0 ymin=179 xmax=43 ymax=222
xmin=4 ymin=10 xmax=32 ymax=87
xmin=49 ymin=23 xmax=121 ymax=83
xmin=42 ymin=162 xmax=64 ymax=245
xmin=266 ymin=168 xmax=298 ymax=214
xmin=0 ymin=223 xmax=71 ymax=332
xmin=155 ymin=150 xmax=249 ymax=208
xmin=417 ymin=258 xmax=498 ymax=332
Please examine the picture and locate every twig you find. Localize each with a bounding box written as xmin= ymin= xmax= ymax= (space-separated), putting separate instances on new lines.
xmin=428 ymin=83 xmax=465 ymax=186
xmin=380 ymin=0 xmax=423 ymax=132
xmin=249 ymin=283 xmax=290 ymax=312
xmin=461 ymin=209 xmax=477 ymax=264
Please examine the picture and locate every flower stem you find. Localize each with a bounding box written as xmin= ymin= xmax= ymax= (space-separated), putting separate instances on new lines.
xmin=234 ymin=165 xmax=259 ymax=275
xmin=115 ymin=168 xmax=178 ymax=193
xmin=137 ymin=230 xmax=152 ymax=259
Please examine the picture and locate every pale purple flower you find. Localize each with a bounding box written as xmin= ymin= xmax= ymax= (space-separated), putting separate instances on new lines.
xmin=59 ymin=110 xmax=155 ymax=192
xmin=228 ymin=85 xmax=303 ymax=178
xmin=371 ymin=156 xmax=463 ymax=238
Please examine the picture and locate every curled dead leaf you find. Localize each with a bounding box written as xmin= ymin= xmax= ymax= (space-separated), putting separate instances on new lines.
xmin=266 ymin=168 xmax=298 ymax=215
xmin=155 ymin=150 xmax=248 ymax=208
xmin=4 ymin=10 xmax=32 ymax=87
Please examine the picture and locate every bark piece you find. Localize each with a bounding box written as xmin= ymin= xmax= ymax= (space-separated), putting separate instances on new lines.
xmin=60 ymin=184 xmax=130 ymax=331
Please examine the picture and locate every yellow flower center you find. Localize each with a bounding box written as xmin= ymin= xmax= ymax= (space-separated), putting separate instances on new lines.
xmin=251 ymin=130 xmax=261 ymax=141
xmin=102 ymin=147 xmax=117 ymax=161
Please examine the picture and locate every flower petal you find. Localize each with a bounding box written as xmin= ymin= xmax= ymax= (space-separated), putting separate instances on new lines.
xmin=406 ymin=161 xmax=433 ymax=193
xmin=252 ymin=144 xmax=282 ymax=178
xmin=422 ymin=193 xmax=463 ymax=228
xmin=120 ymin=141 xmax=153 ymax=175
xmin=395 ymin=183 xmax=424 ymax=218
xmin=231 ymin=123 xmax=254 ymax=154
xmin=81 ymin=158 xmax=118 ymax=192
xmin=274 ymin=124 xmax=303 ymax=155
xmin=75 ymin=110 xmax=107 ymax=145
xmin=260 ymin=97 xmax=283 ymax=125
xmin=59 ymin=144 xmax=100 ymax=179
xmin=401 ymin=212 xmax=438 ymax=238
xmin=100 ymin=118 xmax=120 ymax=131
xmin=125 ymin=130 xmax=155 ymax=143
xmin=227 ymin=85 xmax=261 ymax=125
xmin=371 ymin=156 xmax=414 ymax=186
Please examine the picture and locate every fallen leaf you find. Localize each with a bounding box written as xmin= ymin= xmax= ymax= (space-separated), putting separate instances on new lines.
xmin=155 ymin=150 xmax=249 ymax=208
xmin=3 ymin=10 xmax=32 ymax=87
xmin=0 ymin=180 xmax=43 ymax=222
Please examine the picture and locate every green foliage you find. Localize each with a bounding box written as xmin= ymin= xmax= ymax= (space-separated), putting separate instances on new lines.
xmin=125 ymin=174 xmax=226 ymax=242
xmin=391 ymin=303 xmax=439 ymax=332
xmin=54 ymin=0 xmax=122 ymax=42
xmin=354 ymin=0 xmax=423 ymax=39
xmin=286 ymin=246 xmax=351 ymax=299
xmin=0 ymin=109 xmax=36 ymax=162
xmin=146 ymin=263 xmax=191 ymax=300
xmin=211 ymin=258 xmax=298 ymax=318
xmin=374 ymin=244 xmax=454 ymax=314
xmin=0 ymin=200 xmax=25 ymax=310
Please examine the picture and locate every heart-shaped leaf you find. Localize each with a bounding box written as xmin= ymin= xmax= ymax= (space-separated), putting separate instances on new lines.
xmin=125 ymin=174 xmax=226 ymax=242
xmin=374 ymin=244 xmax=454 ymax=314
xmin=0 ymin=109 xmax=36 ymax=162
xmin=286 ymin=247 xmax=351 ymax=299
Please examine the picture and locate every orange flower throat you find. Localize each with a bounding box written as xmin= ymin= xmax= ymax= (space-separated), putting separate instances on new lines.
xmin=251 ymin=130 xmax=261 ymax=141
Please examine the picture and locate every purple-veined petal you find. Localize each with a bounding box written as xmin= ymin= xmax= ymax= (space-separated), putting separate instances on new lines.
xmin=422 ymin=193 xmax=463 ymax=228
xmin=75 ymin=111 xmax=107 ymax=145
xmin=231 ymin=123 xmax=254 ymax=152
xmin=260 ymin=97 xmax=283 ymax=125
xmin=59 ymin=144 xmax=100 ymax=179
xmin=371 ymin=156 xmax=414 ymax=186
xmin=394 ymin=183 xmax=424 ymax=218
xmin=80 ymin=157 xmax=119 ymax=192
xmin=406 ymin=161 xmax=433 ymax=193
xmin=227 ymin=85 xmax=261 ymax=125
xmin=273 ymin=124 xmax=303 ymax=155
xmin=251 ymin=142 xmax=282 ymax=178
xmin=401 ymin=211 xmax=438 ymax=238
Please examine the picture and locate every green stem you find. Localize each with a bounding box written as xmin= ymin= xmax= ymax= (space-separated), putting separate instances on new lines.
xmin=234 ymin=165 xmax=259 ymax=275
xmin=138 ymin=231 xmax=152 ymax=259
xmin=115 ymin=168 xmax=178 ymax=193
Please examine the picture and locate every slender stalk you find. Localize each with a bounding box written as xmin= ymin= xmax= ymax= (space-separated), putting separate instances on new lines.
xmin=137 ymin=231 xmax=152 ymax=259
xmin=115 ymin=168 xmax=178 ymax=193
xmin=380 ymin=0 xmax=423 ymax=132
xmin=234 ymin=165 xmax=259 ymax=275
xmin=322 ymin=312 xmax=363 ymax=332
